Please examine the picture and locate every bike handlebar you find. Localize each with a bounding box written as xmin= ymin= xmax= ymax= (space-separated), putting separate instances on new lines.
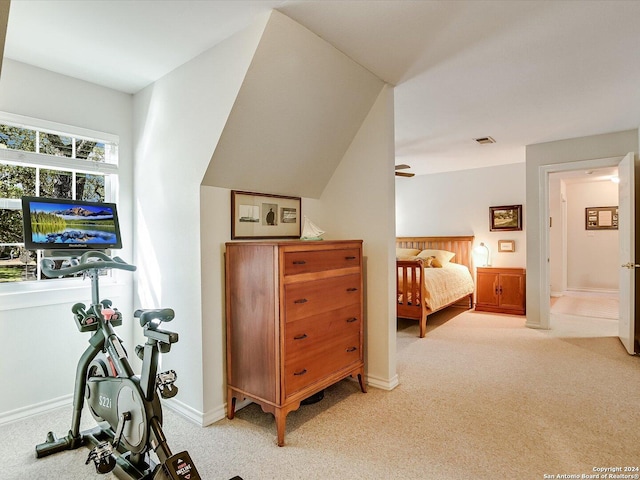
xmin=41 ymin=251 xmax=137 ymax=277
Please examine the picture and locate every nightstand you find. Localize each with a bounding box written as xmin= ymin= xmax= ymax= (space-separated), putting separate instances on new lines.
xmin=475 ymin=267 xmax=526 ymax=315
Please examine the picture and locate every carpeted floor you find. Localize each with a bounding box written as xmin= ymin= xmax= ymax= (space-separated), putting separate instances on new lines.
xmin=550 ymin=291 xmax=619 ymax=320
xmin=2 ymin=307 xmax=639 ymax=480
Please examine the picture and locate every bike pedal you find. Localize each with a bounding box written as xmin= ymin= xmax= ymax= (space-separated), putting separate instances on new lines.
xmin=157 ymin=370 xmax=178 ymax=398
xmin=86 ymin=440 xmax=116 ymax=474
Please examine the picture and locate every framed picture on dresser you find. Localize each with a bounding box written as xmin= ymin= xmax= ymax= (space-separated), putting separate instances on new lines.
xmin=231 ymin=190 xmax=301 ymax=239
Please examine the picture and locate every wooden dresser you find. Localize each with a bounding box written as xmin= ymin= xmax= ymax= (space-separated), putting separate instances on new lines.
xmin=475 ymin=267 xmax=526 ymax=315
xmin=225 ymin=239 xmax=366 ymax=446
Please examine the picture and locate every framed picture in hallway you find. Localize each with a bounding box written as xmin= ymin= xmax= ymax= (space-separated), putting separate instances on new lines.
xmin=585 ymin=206 xmax=618 ymax=230
xmin=489 ymin=205 xmax=522 ymax=232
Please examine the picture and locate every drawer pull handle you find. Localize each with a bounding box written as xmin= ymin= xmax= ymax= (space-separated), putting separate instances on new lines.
xmin=294 ymin=369 xmax=307 ymax=376
xmin=346 ymin=347 xmax=357 ymax=353
xmin=294 ymin=333 xmax=308 ymax=340
xmin=345 ymin=256 xmax=356 ymax=260
xmin=293 ymin=260 xmax=306 ymax=265
xmin=294 ymin=298 xmax=308 ymax=304
xmin=347 ymin=287 xmax=358 ymax=292
xmin=346 ymin=317 xmax=357 ymax=323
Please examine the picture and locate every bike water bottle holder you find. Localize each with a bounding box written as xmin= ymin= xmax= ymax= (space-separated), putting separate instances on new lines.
xmin=72 ymin=302 xmax=122 ymax=333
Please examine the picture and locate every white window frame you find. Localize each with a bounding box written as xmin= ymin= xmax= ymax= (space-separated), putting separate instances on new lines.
xmin=0 ymin=112 xmax=122 ymax=308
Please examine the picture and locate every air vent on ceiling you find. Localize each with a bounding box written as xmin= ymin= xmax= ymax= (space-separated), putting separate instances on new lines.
xmin=474 ymin=136 xmax=496 ymax=145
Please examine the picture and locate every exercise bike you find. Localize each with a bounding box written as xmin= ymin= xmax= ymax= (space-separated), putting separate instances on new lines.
xmin=35 ymin=250 xmax=201 ymax=480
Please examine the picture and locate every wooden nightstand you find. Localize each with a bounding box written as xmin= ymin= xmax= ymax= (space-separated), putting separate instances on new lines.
xmin=475 ymin=267 xmax=526 ymax=315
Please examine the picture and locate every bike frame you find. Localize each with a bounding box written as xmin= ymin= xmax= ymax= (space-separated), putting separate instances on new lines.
xmin=35 ymin=252 xmax=195 ymax=480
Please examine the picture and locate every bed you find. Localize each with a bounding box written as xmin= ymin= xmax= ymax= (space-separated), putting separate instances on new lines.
xmin=396 ymin=236 xmax=475 ymax=337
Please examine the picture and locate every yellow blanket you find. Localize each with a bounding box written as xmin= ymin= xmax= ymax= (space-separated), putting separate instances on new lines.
xmin=398 ymin=263 xmax=474 ymax=311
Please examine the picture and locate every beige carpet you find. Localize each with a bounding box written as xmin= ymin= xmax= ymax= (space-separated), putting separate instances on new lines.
xmin=2 ymin=308 xmax=640 ymax=479
xmin=550 ymin=291 xmax=619 ymax=320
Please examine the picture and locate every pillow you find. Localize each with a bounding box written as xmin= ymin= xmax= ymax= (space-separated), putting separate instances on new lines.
xmin=422 ymin=255 xmax=443 ymax=268
xmin=396 ymin=248 xmax=421 ymax=259
xmin=417 ymin=249 xmax=455 ymax=266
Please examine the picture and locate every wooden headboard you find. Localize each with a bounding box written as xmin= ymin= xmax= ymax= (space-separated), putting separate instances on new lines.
xmin=396 ymin=236 xmax=475 ymax=271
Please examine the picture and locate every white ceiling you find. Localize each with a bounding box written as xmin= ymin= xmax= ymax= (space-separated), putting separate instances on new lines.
xmin=4 ymin=0 xmax=640 ymax=176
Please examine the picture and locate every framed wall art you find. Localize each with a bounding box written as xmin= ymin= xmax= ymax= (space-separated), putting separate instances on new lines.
xmin=231 ymin=190 xmax=301 ymax=239
xmin=498 ymin=240 xmax=515 ymax=252
xmin=489 ymin=205 xmax=523 ymax=232
xmin=585 ymin=206 xmax=618 ymax=230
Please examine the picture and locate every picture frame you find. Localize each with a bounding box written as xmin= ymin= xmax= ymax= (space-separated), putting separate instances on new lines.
xmin=585 ymin=206 xmax=618 ymax=230
xmin=498 ymin=240 xmax=515 ymax=252
xmin=231 ymin=190 xmax=301 ymax=239
xmin=490 ymin=205 xmax=522 ymax=232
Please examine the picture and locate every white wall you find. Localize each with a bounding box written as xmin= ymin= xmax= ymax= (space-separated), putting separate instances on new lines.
xmin=0 ymin=60 xmax=134 ymax=421
xmin=312 ymin=85 xmax=397 ymax=389
xmin=395 ymin=162 xmax=526 ymax=268
xmin=132 ymin=17 xmax=268 ymax=422
xmin=566 ymin=180 xmax=618 ymax=291
xmin=134 ymin=10 xmax=398 ymax=424
xmin=525 ymin=129 xmax=639 ymax=329
xmin=200 ymin=86 xmax=397 ymax=416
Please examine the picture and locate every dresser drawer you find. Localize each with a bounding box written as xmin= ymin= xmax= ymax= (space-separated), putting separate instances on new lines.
xmin=284 ymin=304 xmax=361 ymax=357
xmin=283 ymin=248 xmax=360 ymax=276
xmin=284 ymin=274 xmax=361 ymax=322
xmin=284 ymin=334 xmax=361 ymax=396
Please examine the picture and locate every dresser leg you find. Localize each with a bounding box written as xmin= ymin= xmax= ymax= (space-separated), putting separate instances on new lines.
xmin=227 ymin=390 xmax=236 ymax=419
xmin=357 ymin=372 xmax=367 ymax=393
xmin=275 ymin=408 xmax=287 ymax=447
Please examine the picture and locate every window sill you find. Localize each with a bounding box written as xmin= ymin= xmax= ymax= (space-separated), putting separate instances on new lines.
xmin=0 ymin=278 xmax=130 ymax=311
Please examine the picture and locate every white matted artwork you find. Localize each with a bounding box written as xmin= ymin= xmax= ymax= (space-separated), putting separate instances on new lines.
xmin=585 ymin=206 xmax=618 ymax=230
xmin=231 ymin=190 xmax=301 ymax=239
xmin=498 ymin=240 xmax=515 ymax=252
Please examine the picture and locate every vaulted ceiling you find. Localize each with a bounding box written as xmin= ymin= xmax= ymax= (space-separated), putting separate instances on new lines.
xmin=4 ymin=1 xmax=640 ymax=176
xmin=202 ymin=11 xmax=384 ymax=198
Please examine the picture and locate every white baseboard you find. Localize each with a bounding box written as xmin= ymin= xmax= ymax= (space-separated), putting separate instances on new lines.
xmin=165 ymin=397 xmax=244 ymax=427
xmin=164 ymin=398 xmax=211 ymax=427
xmin=2 ymin=375 xmax=400 ymax=428
xmin=365 ymin=372 xmax=399 ymax=391
xmin=525 ymin=319 xmax=545 ymax=329
xmin=0 ymin=394 xmax=72 ymax=426
xmin=564 ymin=288 xmax=619 ymax=296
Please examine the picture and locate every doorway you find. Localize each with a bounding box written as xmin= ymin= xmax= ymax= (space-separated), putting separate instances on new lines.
xmin=548 ymin=167 xmax=620 ymax=337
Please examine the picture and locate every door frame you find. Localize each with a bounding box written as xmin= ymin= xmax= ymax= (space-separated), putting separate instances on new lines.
xmin=538 ymin=156 xmax=624 ymax=330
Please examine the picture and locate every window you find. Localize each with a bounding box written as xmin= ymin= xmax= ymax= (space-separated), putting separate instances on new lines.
xmin=0 ymin=113 xmax=119 ymax=283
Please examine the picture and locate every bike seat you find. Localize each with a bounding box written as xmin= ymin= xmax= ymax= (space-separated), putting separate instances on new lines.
xmin=134 ymin=308 xmax=175 ymax=326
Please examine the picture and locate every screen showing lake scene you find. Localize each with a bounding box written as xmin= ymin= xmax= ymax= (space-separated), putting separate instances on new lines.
xmin=22 ymin=197 xmax=121 ymax=249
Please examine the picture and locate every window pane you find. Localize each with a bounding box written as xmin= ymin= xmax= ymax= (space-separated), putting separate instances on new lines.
xmin=76 ymin=173 xmax=105 ymax=201
xmin=39 ymin=169 xmax=72 ymax=199
xmin=76 ymin=140 xmax=105 ymax=162
xmin=39 ymin=133 xmax=73 ymax=158
xmin=0 ymin=209 xmax=24 ymax=243
xmin=0 ymin=124 xmax=36 ymax=151
xmin=40 ymin=258 xmax=82 ymax=281
xmin=0 ymin=248 xmax=36 ymax=283
xmin=0 ymin=163 xmax=36 ymax=198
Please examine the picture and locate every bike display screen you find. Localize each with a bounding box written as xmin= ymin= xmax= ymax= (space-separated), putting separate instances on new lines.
xmin=21 ymin=196 xmax=123 ymax=251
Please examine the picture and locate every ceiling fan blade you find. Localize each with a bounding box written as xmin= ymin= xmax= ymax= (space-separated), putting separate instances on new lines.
xmin=395 ymin=164 xmax=411 ymax=170
xmin=395 ymin=171 xmax=415 ymax=177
